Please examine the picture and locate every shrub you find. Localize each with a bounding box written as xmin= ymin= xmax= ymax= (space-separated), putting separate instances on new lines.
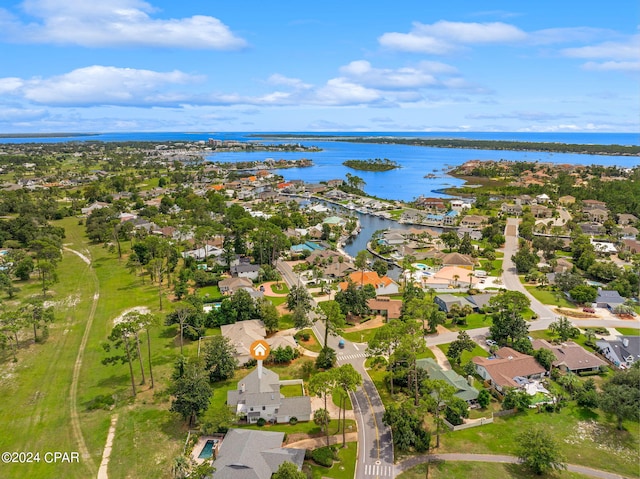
xmin=311 ymin=446 xmax=335 ymax=467
xmin=289 ymin=417 xmax=298 ymax=425
xmin=86 ymin=394 xmax=115 ymax=411
xmin=256 ymin=418 xmax=266 ymax=427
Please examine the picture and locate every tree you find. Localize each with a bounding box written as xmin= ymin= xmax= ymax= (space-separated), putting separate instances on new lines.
xmin=422 ymin=379 xmax=456 ymax=448
xmin=309 ymin=371 xmax=336 ymax=446
xmin=502 ymin=388 xmax=532 ymax=411
xmin=488 ymin=291 xmax=530 ymax=346
xmin=383 ymin=401 xmax=430 ymax=453
xmin=371 ymin=259 xmax=388 ymax=277
xmin=568 ymin=285 xmax=597 ymax=305
xmin=286 ymin=285 xmax=312 ymax=312
xmin=402 ymin=296 xmax=445 ymax=334
xmin=317 ymin=300 xmax=345 ymax=347
xmin=313 ymin=409 xmax=331 ymax=446
xmin=599 ymin=363 xmax=640 ymax=429
xmin=315 ymin=346 xmax=337 ymax=370
xmin=204 ymin=336 xmax=238 ymax=383
xmin=512 ymin=243 xmax=538 ymax=273
xmin=272 ymin=461 xmax=305 ymax=479
xmin=165 ymin=305 xmax=204 ymax=354
xmin=477 ymin=389 xmax=491 ymax=409
xmin=333 ymin=364 xmax=362 ymax=447
xmin=533 ymin=348 xmax=556 ymax=371
xmin=548 ymin=317 xmax=579 ymax=342
xmin=20 ymin=299 xmax=54 ymax=343
xmin=516 ymin=427 xmax=567 ymax=475
xmin=292 ymin=305 xmax=313 ymax=330
xmin=335 ymin=280 xmax=373 ymax=318
xmin=102 ymin=321 xmax=139 ymax=396
xmin=256 ymin=298 xmax=279 ymax=334
xmin=446 ymin=331 xmax=476 ymax=366
xmin=170 ymin=361 xmax=212 ymax=427
xmin=354 ymin=250 xmax=371 ymax=286
xmin=576 ymin=378 xmax=599 ymax=409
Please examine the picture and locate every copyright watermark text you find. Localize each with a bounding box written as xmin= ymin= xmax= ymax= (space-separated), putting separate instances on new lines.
xmin=2 ymin=451 xmax=80 ymax=464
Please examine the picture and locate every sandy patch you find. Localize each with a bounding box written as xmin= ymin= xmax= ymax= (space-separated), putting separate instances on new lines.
xmin=113 ymin=306 xmax=151 ymax=325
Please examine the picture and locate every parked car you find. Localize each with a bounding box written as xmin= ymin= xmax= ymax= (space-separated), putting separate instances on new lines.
xmin=486 ymin=339 xmax=497 ymax=347
xmin=583 ymin=307 xmax=595 ymax=313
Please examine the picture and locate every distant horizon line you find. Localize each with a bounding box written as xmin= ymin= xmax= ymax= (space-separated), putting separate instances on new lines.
xmin=1 ymin=130 xmax=638 ymax=138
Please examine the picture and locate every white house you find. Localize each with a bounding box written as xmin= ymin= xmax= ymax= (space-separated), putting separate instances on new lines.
xmin=227 ymin=368 xmax=311 ymax=424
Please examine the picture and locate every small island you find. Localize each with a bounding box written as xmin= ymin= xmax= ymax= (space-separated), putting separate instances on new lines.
xmin=343 ymin=158 xmax=400 ymax=171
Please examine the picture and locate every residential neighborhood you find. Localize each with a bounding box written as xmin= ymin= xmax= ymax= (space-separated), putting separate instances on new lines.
xmin=0 ymin=139 xmax=638 ymax=479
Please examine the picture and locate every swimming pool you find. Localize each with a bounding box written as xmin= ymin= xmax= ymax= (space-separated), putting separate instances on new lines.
xmin=413 ymin=263 xmax=429 ymax=270
xmin=198 ymin=439 xmax=218 ymax=459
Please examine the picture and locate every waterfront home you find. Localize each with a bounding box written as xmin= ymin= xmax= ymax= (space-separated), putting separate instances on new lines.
xmin=339 ymin=271 xmax=399 ymax=296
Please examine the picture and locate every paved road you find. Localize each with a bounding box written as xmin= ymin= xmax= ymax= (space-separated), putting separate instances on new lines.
xmin=276 ymin=261 xmax=395 ymax=479
xmin=396 ymin=453 xmax=630 ymax=479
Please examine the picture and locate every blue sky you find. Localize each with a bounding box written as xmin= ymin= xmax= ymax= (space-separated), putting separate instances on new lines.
xmin=0 ymin=0 xmax=638 ymax=133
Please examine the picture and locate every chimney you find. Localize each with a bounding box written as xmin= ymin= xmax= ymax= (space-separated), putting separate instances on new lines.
xmin=467 ymin=375 xmax=474 ymax=387
xmin=623 ymin=338 xmax=629 ymax=348
xmin=240 ymin=383 xmax=245 ymax=393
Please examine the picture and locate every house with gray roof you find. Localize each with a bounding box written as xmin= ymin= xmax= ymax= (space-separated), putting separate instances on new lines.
xmin=596 ymin=336 xmax=640 ymax=369
xmin=434 ymin=294 xmax=476 ymax=313
xmin=227 ymin=367 xmax=311 ymax=424
xmin=212 ymin=428 xmax=304 ymax=479
xmin=595 ymin=290 xmax=626 ymax=311
xmin=417 ymin=358 xmax=478 ymax=403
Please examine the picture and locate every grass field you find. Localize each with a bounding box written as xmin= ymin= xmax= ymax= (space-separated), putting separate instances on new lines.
xmin=397 ymin=461 xmax=592 ymax=479
xmin=439 ymin=405 xmax=639 ymax=478
xmin=308 ymin=441 xmax=357 ymax=479
xmin=616 ymin=327 xmax=640 ymax=336
xmin=525 ymin=285 xmax=574 ymax=308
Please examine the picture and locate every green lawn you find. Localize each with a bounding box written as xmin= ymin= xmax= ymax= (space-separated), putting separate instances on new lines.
xmin=438 ymin=343 xmax=488 ymax=372
xmin=267 ymin=282 xmax=290 ymax=294
xmin=267 ymin=295 xmax=288 ymax=307
xmin=448 ymin=313 xmax=492 ymax=331
xmin=342 ymin=327 xmax=379 ymax=343
xmin=197 ymin=285 xmax=222 ymax=301
xmin=281 ymin=384 xmax=306 ymax=397
xmin=439 ymin=405 xmax=639 ymax=478
xmin=331 ymin=388 xmax=353 ymax=411
xmin=398 ymin=461 xmax=592 ymax=479
xmin=0 ymin=217 xmax=187 ymax=478
xmin=616 ymin=327 xmax=640 ymax=336
xmin=525 ymin=285 xmax=574 ymax=308
xmin=308 ymin=442 xmax=357 ymax=479
xmin=296 ymin=329 xmax=323 ymax=352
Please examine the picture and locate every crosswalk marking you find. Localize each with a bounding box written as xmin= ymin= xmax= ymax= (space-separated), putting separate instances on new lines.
xmin=363 ymin=463 xmax=393 ymax=476
xmin=337 ymin=353 xmax=367 ymax=361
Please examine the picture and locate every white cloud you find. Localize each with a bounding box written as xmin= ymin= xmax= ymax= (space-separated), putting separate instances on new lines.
xmin=562 ymin=35 xmax=640 ymax=60
xmin=379 ymin=20 xmax=526 ymax=54
xmin=3 ymin=0 xmax=247 ymax=49
xmin=7 ymin=66 xmax=200 ymax=106
xmin=339 ymin=60 xmax=461 ymax=89
xmin=266 ymin=74 xmax=312 ymax=89
xmin=314 ymin=78 xmax=383 ymax=106
xmin=582 ymin=61 xmax=640 ymax=72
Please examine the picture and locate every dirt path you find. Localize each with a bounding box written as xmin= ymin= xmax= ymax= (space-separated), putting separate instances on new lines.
xmin=97 ymin=414 xmax=119 ymax=479
xmin=66 ymin=247 xmax=99 ymax=476
xmin=286 ymin=432 xmax=358 ymax=449
xmin=344 ymin=315 xmax=385 ymax=332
